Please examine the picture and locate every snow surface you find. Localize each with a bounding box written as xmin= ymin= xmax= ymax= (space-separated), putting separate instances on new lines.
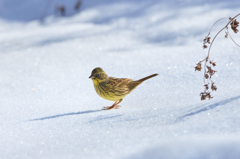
xmin=1 ymin=0 xmax=240 ymax=159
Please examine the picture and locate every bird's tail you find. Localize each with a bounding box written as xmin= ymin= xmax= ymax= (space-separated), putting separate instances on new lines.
xmin=127 ymin=73 xmax=158 ymax=91
xmin=137 ymin=73 xmax=158 ymax=82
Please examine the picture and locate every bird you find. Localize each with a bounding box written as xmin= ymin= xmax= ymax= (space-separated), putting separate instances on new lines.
xmin=89 ymin=67 xmax=158 ymax=110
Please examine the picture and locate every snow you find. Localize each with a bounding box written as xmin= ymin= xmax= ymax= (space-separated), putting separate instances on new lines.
xmin=1 ymin=0 xmax=240 ymax=158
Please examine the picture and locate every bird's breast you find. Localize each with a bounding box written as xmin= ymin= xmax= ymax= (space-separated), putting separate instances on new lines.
xmin=93 ymin=83 xmax=127 ymax=101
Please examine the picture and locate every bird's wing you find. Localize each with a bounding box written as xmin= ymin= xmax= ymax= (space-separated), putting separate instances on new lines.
xmin=107 ymin=77 xmax=133 ymax=91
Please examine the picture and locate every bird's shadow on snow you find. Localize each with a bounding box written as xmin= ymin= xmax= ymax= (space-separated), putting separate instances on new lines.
xmin=88 ymin=114 xmax=122 ymax=123
xmin=175 ymin=95 xmax=240 ymax=123
xmin=29 ymin=109 xmax=103 ymax=121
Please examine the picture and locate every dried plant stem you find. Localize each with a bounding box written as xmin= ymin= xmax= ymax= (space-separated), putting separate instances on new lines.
xmin=207 ymin=13 xmax=240 ymax=57
xmin=206 ymin=17 xmax=229 ymax=37
xmin=227 ymin=29 xmax=240 ymax=47
xmin=196 ymin=13 xmax=240 ymax=100
xmin=204 ymin=14 xmax=240 ymax=83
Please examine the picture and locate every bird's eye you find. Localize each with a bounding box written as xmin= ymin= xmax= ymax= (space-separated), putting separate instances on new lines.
xmin=96 ymin=74 xmax=100 ymax=77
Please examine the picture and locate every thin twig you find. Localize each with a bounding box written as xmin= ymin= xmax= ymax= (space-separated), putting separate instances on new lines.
xmin=227 ymin=28 xmax=240 ymax=47
xmin=206 ymin=17 xmax=229 ymax=37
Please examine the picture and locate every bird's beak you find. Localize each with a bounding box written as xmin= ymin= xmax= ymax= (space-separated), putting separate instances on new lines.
xmin=89 ymin=75 xmax=95 ymax=79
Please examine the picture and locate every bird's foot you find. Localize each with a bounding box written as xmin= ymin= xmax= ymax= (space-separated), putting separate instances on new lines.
xmin=102 ymin=105 xmax=121 ymax=110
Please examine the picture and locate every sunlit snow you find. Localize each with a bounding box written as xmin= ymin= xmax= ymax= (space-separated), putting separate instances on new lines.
xmin=1 ymin=0 xmax=240 ymax=159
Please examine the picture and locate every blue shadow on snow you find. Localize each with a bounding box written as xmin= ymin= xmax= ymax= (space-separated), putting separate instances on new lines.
xmin=29 ymin=109 xmax=103 ymax=121
xmin=176 ymin=95 xmax=240 ymax=122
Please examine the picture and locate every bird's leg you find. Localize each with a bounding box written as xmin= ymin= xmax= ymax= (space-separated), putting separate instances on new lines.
xmin=103 ymin=99 xmax=122 ymax=110
xmin=103 ymin=101 xmax=118 ymax=110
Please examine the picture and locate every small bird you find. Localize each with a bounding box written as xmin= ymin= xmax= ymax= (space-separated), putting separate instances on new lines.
xmin=89 ymin=67 xmax=158 ymax=110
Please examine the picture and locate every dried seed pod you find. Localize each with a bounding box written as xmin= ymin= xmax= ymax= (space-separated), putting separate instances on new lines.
xmin=203 ymin=44 xmax=208 ymax=49
xmin=195 ymin=63 xmax=202 ymax=71
xmin=204 ymin=84 xmax=209 ymax=90
xmin=205 ymin=74 xmax=209 ymax=79
xmin=233 ymin=29 xmax=239 ymax=34
xmin=207 ymin=94 xmax=213 ymax=99
xmin=225 ymin=32 xmax=228 ymax=38
xmin=206 ymin=66 xmax=212 ymax=73
xmin=231 ymin=19 xmax=239 ymax=34
xmin=211 ymin=83 xmax=217 ymax=91
xmin=200 ymin=93 xmax=206 ymax=101
xmin=233 ymin=19 xmax=239 ymax=25
xmin=207 ymin=37 xmax=211 ymax=44
xmin=205 ymin=91 xmax=213 ymax=100
xmin=203 ymin=37 xmax=211 ymax=44
xmin=200 ymin=91 xmax=213 ymax=100
xmin=210 ymin=61 xmax=217 ymax=66
xmin=206 ymin=66 xmax=216 ymax=76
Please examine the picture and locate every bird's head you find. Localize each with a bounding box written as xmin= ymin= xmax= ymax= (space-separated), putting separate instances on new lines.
xmin=89 ymin=67 xmax=108 ymax=85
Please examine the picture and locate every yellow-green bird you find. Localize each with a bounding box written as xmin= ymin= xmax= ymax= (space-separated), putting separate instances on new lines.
xmin=89 ymin=67 xmax=158 ymax=110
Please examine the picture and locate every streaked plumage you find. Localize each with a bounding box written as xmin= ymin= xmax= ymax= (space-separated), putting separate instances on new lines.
xmin=89 ymin=67 xmax=158 ymax=110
